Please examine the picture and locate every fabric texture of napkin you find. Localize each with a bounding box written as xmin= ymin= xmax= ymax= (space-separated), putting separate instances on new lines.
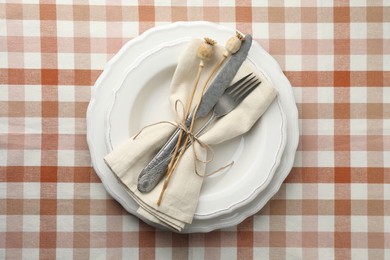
xmin=104 ymin=38 xmax=278 ymax=231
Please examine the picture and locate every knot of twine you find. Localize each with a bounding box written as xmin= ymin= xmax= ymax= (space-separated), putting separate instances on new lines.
xmin=133 ymin=99 xmax=234 ymax=177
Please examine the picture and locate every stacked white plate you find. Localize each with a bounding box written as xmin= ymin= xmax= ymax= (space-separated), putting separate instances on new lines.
xmin=87 ymin=21 xmax=299 ymax=233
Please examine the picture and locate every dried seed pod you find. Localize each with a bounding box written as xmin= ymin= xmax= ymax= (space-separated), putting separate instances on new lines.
xmin=197 ymin=37 xmax=216 ymax=61
xmin=224 ymin=31 xmax=244 ymax=56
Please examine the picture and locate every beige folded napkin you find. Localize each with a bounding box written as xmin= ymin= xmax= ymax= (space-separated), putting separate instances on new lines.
xmin=104 ymin=38 xmax=278 ymax=231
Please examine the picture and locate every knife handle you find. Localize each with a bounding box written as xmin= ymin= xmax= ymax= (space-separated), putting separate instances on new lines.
xmin=137 ymin=114 xmax=193 ymax=193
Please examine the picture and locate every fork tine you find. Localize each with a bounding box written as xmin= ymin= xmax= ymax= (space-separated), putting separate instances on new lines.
xmin=226 ymin=73 xmax=253 ymax=93
xmin=228 ymin=75 xmax=257 ymax=96
xmin=235 ymin=81 xmax=261 ymax=102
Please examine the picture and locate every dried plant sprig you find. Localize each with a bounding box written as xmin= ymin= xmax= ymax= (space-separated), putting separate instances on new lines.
xmin=157 ymin=37 xmax=216 ymax=206
xmin=157 ymin=33 xmax=245 ymax=205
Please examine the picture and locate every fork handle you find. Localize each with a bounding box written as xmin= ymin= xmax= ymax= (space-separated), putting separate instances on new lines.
xmin=137 ymin=114 xmax=193 ymax=192
xmin=137 ymin=113 xmax=217 ymax=193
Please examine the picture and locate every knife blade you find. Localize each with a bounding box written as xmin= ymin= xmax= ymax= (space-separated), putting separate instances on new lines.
xmin=137 ymin=34 xmax=253 ymax=193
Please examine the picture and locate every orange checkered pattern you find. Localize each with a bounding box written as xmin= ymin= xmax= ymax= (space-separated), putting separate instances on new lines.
xmin=1 ymin=1 xmax=389 ymax=259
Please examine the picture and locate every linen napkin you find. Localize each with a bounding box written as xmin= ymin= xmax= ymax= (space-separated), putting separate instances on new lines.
xmin=104 ymin=38 xmax=278 ymax=231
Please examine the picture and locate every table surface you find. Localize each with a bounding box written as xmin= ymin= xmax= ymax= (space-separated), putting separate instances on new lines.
xmin=1 ymin=1 xmax=389 ymax=259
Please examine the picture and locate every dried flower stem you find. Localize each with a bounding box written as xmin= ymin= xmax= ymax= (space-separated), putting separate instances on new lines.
xmin=157 ymin=57 xmax=226 ymax=205
xmin=157 ymin=63 xmax=204 ymax=206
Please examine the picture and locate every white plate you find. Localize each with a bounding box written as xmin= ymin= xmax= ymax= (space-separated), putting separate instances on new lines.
xmin=106 ymin=39 xmax=286 ymax=219
xmin=87 ymin=21 xmax=299 ymax=232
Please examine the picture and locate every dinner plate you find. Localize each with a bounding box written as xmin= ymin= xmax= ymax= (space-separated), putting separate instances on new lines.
xmin=86 ymin=21 xmax=299 ymax=232
xmin=105 ymin=39 xmax=286 ymax=219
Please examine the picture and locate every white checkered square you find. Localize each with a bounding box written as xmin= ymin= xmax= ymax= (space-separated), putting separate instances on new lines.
xmin=90 ymin=249 xmax=108 ymax=259
xmin=189 ymin=247 xmax=205 ymax=259
xmin=351 ymin=184 xmax=368 ymax=200
xmin=317 ymin=151 xmax=334 ymax=167
xmin=0 ymin=149 xmax=7 ymax=165
xmin=252 ymin=23 xmax=269 ymax=39
xmin=317 ymin=23 xmax=334 ymax=39
xmin=384 ymin=55 xmax=390 ymax=70
xmin=350 ymin=55 xmax=368 ymax=71
xmin=251 ymin=0 xmax=271 ymax=7
xmin=0 ymin=52 xmax=8 ymax=68
xmin=350 ymin=86 xmax=367 ymax=103
xmin=285 ymin=183 xmax=302 ymax=199
xmin=317 ymin=87 xmax=334 ymax=103
xmin=90 ymin=216 xmax=107 ymax=232
xmin=0 ymin=183 xmax=6 ymax=199
xmin=383 ymin=152 xmax=389 ymax=167
xmin=286 ymin=216 xmax=302 ymax=231
xmin=350 ymin=23 xmax=367 ymax=39
xmin=156 ymin=248 xmax=172 ymax=259
xmin=218 ymin=0 xmax=235 ymax=6
xmin=23 ymin=150 xmax=41 ymax=166
xmin=0 ymin=19 xmax=8 ymax=36
xmin=0 ymin=117 xmax=8 ymax=134
xmin=22 ymin=20 xmax=41 ymax=37
xmin=222 ymin=248 xmax=238 ymax=260
xmin=58 ymin=86 xmax=75 ymax=102
xmin=57 ymin=183 xmax=74 ymax=199
xmin=56 ymin=249 xmax=73 ymax=259
xmin=293 ymin=150 xmax=303 ymax=167
xmin=122 ymin=22 xmax=139 ymax=36
xmin=253 ymin=214 xmax=270 ymax=232
xmin=383 ymin=87 xmax=390 ymax=103
xmin=56 ymin=21 xmax=75 ymax=37
xmin=283 ymin=0 xmax=301 ymax=7
xmin=286 ymin=248 xmax=302 ymax=260
xmin=384 ymin=120 xmax=390 ymax=135
xmin=58 ymin=118 xmax=76 ymax=134
xmin=24 ymin=118 xmax=42 ymax=134
xmin=23 ymin=215 xmax=40 ymax=232
xmin=0 ymin=215 xmax=5 ymax=231
xmin=317 ymin=119 xmax=334 ymax=135
xmin=24 ymin=52 xmax=41 ymax=69
xmin=350 ymin=119 xmax=367 ymax=135
xmin=154 ymin=0 xmax=172 ymax=6
xmin=318 ymin=215 xmax=334 ymax=232
xmin=317 ymin=55 xmax=334 ymax=71
xmin=350 ymin=151 xmax=368 ymax=167
xmin=351 ymin=249 xmax=369 ymax=260
xmin=122 ymin=215 xmax=139 ymax=232
xmin=89 ymin=21 xmax=107 ymax=37
xmin=0 ymin=86 xmax=8 ymax=101
xmin=57 ymin=150 xmax=75 ymax=167
xmin=23 ymin=182 xmax=40 ymax=199
xmin=24 ymin=85 xmax=42 ymax=101
xmin=122 ymin=249 xmax=138 ymax=259
xmin=351 ymin=216 xmax=369 ymax=232
xmin=318 ymin=184 xmax=334 ymax=200
xmin=285 ymin=23 xmax=302 ymax=39
xmin=285 ymin=55 xmax=302 ymax=71
xmin=90 ymin=54 xmax=108 ymax=70
xmin=57 ymin=53 xmax=75 ymax=69
xmin=22 ymin=249 xmax=39 ymax=260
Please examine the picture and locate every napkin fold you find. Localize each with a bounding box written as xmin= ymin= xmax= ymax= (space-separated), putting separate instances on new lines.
xmin=104 ymin=38 xmax=278 ymax=231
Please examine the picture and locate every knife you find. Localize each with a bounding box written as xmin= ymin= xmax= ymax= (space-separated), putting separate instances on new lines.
xmin=137 ymin=34 xmax=253 ymax=193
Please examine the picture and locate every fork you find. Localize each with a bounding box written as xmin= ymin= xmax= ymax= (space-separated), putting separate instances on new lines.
xmin=138 ymin=73 xmax=261 ymax=193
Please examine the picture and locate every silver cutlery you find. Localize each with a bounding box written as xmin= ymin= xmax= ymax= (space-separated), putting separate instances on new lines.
xmin=138 ymin=73 xmax=261 ymax=192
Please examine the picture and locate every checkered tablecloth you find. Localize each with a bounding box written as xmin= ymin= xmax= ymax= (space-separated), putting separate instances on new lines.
xmin=1 ymin=1 xmax=389 ymax=259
